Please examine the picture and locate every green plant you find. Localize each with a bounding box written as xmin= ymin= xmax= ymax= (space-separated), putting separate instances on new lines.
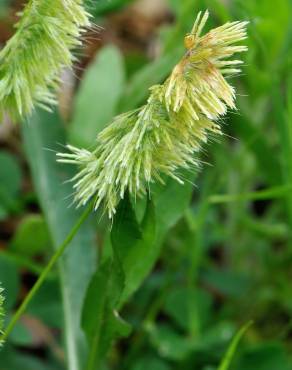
xmin=58 ymin=11 xmax=247 ymax=218
xmin=0 ymin=11 xmax=250 ymax=370
xmin=0 ymin=0 xmax=90 ymax=120
xmin=5 ymin=2 xmax=291 ymax=370
xmin=0 ymin=1 xmax=252 ymax=365
xmin=0 ymin=1 xmax=248 ymax=353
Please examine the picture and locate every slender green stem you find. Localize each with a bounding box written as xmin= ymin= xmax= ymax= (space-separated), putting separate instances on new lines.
xmin=0 ymin=202 xmax=93 ymax=343
xmin=218 ymin=320 xmax=253 ymax=370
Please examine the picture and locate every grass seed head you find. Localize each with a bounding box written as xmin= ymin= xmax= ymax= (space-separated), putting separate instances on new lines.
xmin=0 ymin=0 xmax=90 ymax=120
xmin=57 ymin=10 xmax=248 ymax=218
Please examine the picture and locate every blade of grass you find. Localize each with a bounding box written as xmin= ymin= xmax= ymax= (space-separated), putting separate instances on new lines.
xmin=218 ymin=321 xmax=253 ymax=370
xmin=272 ymin=75 xmax=292 ymax=225
xmin=208 ymin=184 xmax=292 ymax=204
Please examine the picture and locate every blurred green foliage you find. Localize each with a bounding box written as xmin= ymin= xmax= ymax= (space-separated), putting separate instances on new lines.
xmin=0 ymin=0 xmax=292 ymax=369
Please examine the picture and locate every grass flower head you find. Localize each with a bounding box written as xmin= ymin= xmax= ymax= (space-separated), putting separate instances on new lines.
xmin=0 ymin=0 xmax=90 ymax=120
xmin=58 ymin=10 xmax=248 ymax=218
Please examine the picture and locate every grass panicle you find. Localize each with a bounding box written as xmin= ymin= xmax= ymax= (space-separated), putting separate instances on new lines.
xmin=0 ymin=0 xmax=90 ymax=120
xmin=57 ymin=10 xmax=248 ymax=218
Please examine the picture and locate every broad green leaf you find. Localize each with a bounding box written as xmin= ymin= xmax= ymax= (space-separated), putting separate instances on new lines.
xmin=81 ymin=185 xmax=194 ymax=366
xmin=112 ymin=195 xmax=156 ymax=304
xmin=82 ymin=196 xmax=154 ymax=368
xmin=95 ymin=310 xmax=131 ymax=365
xmin=81 ymin=260 xmax=129 ymax=369
xmin=81 ymin=257 xmax=129 ymax=356
xmin=82 ymin=261 xmax=112 ymax=344
xmin=10 ymin=214 xmax=51 ymax=256
xmin=81 ymin=250 xmax=130 ymax=369
xmin=69 ymin=45 xmax=125 ymax=147
xmin=81 ymin=195 xmax=156 ymax=366
xmin=112 ymin=176 xmax=194 ymax=309
xmin=22 ymin=110 xmax=97 ymax=370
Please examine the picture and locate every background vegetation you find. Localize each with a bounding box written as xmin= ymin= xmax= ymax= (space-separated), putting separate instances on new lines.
xmin=0 ymin=0 xmax=291 ymax=369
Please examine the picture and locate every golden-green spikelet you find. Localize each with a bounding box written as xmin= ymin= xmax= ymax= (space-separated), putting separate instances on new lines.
xmin=0 ymin=0 xmax=90 ymax=120
xmin=165 ymin=11 xmax=248 ymax=117
xmin=57 ymin=10 xmax=248 ymax=218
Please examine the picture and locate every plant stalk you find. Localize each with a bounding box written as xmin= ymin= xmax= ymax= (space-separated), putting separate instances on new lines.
xmin=0 ymin=202 xmax=93 ymax=343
